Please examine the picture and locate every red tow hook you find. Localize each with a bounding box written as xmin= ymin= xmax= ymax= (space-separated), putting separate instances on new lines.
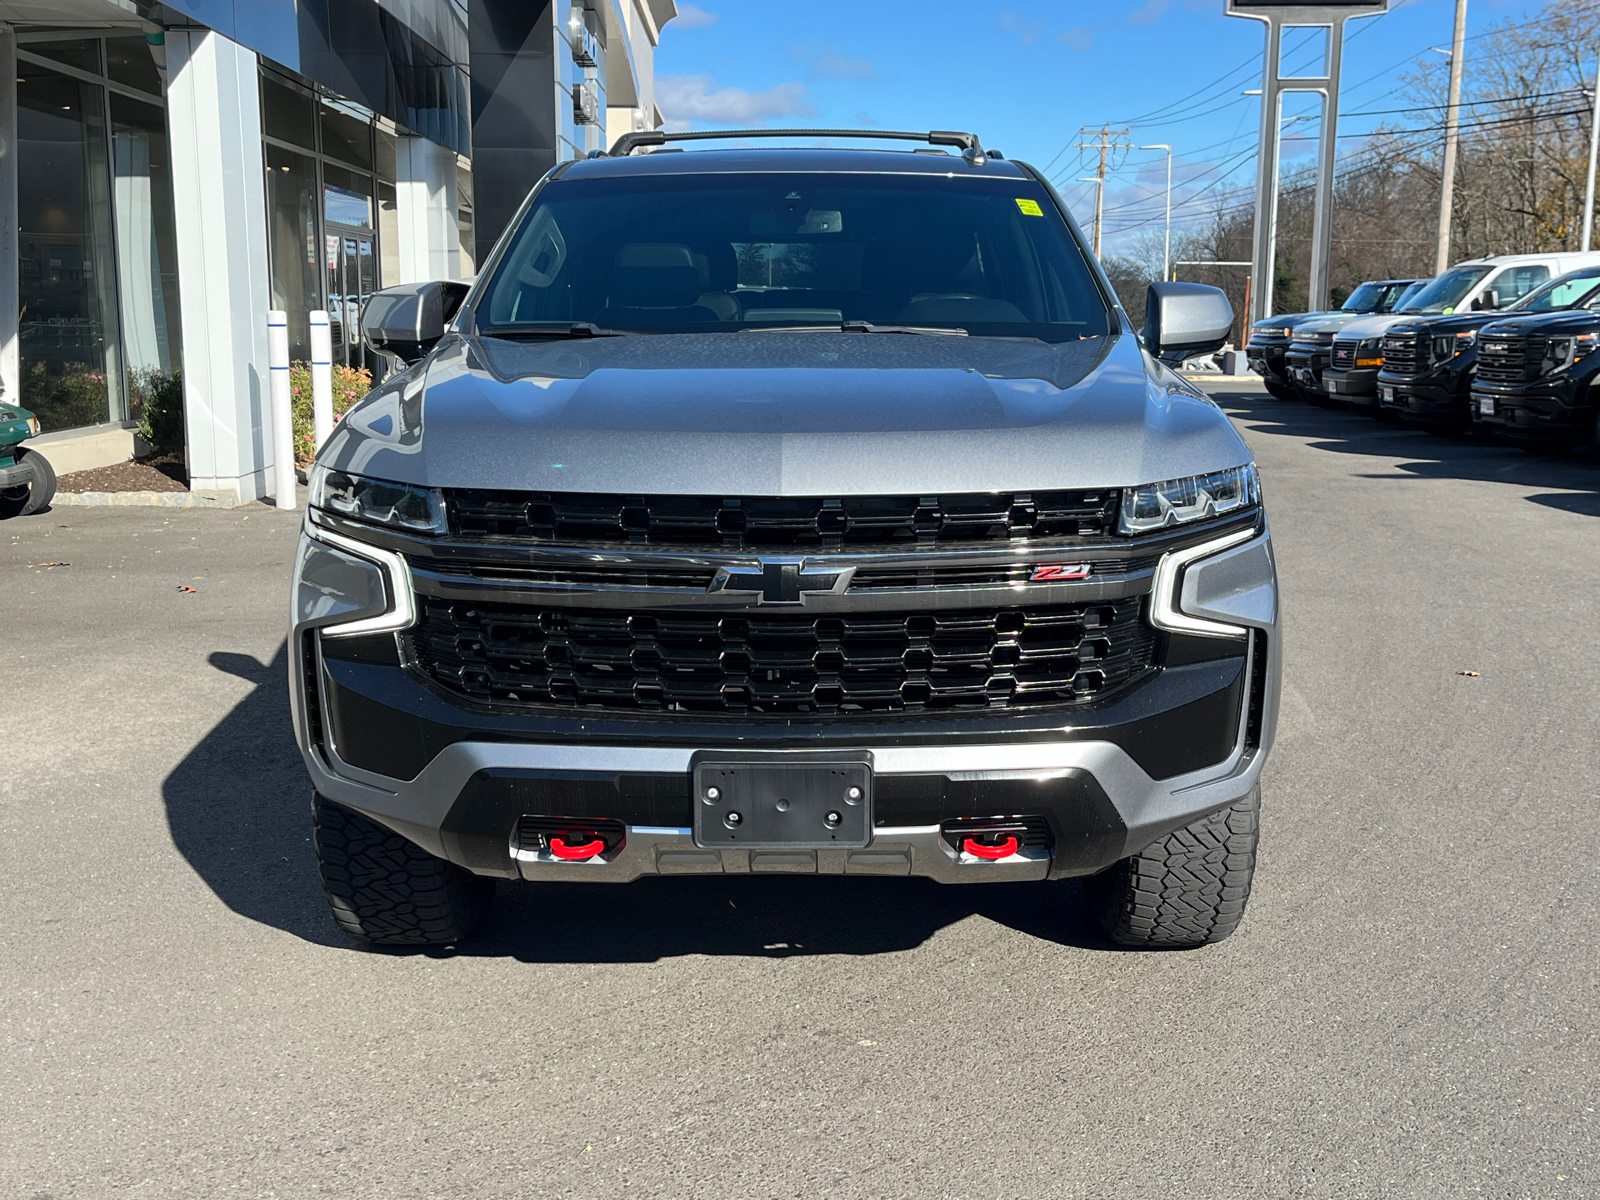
xmin=962 ymin=835 xmax=1019 ymax=860
xmin=549 ymin=835 xmax=607 ymax=861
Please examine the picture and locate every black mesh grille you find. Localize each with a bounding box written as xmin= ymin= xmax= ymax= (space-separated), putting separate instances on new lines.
xmin=444 ymin=490 xmax=1118 ymax=548
xmin=1477 ymin=335 xmax=1543 ymax=385
xmin=407 ymin=597 xmax=1156 ymax=715
xmin=1381 ymin=333 xmax=1420 ymax=375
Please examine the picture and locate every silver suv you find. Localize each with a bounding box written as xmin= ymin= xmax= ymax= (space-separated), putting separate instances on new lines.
xmin=290 ymin=129 xmax=1279 ymax=950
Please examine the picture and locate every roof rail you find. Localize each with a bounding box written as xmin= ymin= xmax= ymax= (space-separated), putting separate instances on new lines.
xmin=605 ymin=127 xmax=988 ymax=165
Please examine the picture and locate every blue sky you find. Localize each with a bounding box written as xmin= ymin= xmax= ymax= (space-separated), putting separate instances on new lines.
xmin=654 ymin=0 xmax=1539 ymax=258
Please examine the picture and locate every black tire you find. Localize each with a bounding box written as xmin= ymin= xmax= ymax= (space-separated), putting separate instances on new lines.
xmin=0 ymin=447 xmax=55 ymax=518
xmin=1088 ymin=787 xmax=1260 ymax=949
xmin=313 ymin=793 xmax=495 ymax=947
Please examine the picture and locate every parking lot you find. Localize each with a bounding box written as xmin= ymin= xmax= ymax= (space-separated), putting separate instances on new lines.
xmin=3 ymin=380 xmax=1598 ymax=1199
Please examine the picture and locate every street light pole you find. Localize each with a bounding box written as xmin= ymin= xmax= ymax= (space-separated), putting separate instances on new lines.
xmin=1584 ymin=52 xmax=1600 ymax=251
xmin=1434 ymin=0 xmax=1468 ymax=274
xmin=1141 ymin=143 xmax=1173 ymax=280
xmin=1077 ymin=177 xmax=1105 ymax=258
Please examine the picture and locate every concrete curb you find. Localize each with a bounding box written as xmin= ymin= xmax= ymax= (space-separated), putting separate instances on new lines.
xmin=53 ymin=490 xmax=250 ymax=508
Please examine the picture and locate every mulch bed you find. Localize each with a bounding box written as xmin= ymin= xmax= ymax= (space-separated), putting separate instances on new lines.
xmin=58 ymin=454 xmax=188 ymax=493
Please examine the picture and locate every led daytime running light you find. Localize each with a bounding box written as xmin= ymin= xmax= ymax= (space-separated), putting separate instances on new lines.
xmin=1119 ymin=464 xmax=1260 ymax=535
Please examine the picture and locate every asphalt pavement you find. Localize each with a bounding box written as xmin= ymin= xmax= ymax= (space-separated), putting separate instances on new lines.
xmin=3 ymin=382 xmax=1598 ymax=1199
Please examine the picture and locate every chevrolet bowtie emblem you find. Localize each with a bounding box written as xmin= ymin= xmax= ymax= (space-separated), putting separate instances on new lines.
xmin=708 ymin=558 xmax=855 ymax=605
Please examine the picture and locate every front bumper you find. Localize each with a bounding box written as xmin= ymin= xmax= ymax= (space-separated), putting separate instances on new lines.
xmin=290 ymin=523 xmax=1281 ymax=886
xmin=1376 ymin=373 xmax=1465 ymax=425
xmin=1471 ymin=380 xmax=1588 ymax=440
xmin=1246 ymin=341 xmax=1291 ymax=385
xmin=1284 ymin=349 xmax=1331 ymax=396
xmin=1323 ymin=367 xmax=1378 ymax=404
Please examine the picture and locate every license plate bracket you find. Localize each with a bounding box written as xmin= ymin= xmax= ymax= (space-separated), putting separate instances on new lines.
xmin=1382 ymin=385 xmax=1395 ymax=404
xmin=692 ymin=755 xmax=872 ymax=849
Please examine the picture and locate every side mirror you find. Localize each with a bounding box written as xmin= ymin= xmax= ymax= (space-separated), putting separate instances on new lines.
xmin=1142 ymin=281 xmax=1234 ymax=366
xmin=1488 ymin=288 xmax=1501 ymax=310
xmin=361 ymin=281 xmax=470 ymax=364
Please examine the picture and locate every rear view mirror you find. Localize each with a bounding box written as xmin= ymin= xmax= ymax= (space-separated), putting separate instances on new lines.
xmin=1142 ymin=281 xmax=1234 ymax=366
xmin=361 ymin=281 xmax=470 ymax=364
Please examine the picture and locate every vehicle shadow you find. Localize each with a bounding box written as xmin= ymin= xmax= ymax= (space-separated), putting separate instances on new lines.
xmin=1208 ymin=385 xmax=1600 ymax=510
xmin=163 ymin=642 xmax=1123 ymax=960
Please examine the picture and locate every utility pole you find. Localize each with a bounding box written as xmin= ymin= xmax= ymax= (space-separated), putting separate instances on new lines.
xmin=1435 ymin=0 xmax=1468 ymax=274
xmin=1584 ymin=51 xmax=1600 ymax=250
xmin=1075 ymin=125 xmax=1130 ymax=258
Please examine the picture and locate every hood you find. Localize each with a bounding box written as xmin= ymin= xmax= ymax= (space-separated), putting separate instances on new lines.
xmin=319 ymin=330 xmax=1254 ymax=496
xmin=1251 ymin=312 xmax=1315 ymax=334
xmin=1291 ymin=312 xmax=1366 ymax=336
xmin=1328 ymin=312 xmax=1413 ymax=341
xmin=1480 ymin=310 xmax=1600 ymax=338
xmin=1384 ymin=312 xmax=1503 ymax=338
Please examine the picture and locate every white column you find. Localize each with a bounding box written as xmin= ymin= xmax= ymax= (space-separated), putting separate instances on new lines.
xmin=0 ymin=24 xmax=18 ymax=406
xmin=394 ymin=135 xmax=461 ymax=284
xmin=166 ymin=30 xmax=274 ymax=503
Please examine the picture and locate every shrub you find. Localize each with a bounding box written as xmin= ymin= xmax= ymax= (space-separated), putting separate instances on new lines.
xmin=22 ymin=361 xmax=110 ymax=433
xmin=132 ymin=368 xmax=185 ymax=455
xmin=292 ymin=361 xmax=372 ymax=465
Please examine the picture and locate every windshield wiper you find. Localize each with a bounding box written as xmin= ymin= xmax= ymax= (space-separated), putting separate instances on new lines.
xmin=740 ymin=321 xmax=968 ymax=336
xmin=481 ymin=322 xmax=629 ymax=340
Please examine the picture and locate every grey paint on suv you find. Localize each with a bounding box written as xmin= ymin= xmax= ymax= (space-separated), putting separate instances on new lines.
xmin=290 ymin=136 xmax=1280 ymax=951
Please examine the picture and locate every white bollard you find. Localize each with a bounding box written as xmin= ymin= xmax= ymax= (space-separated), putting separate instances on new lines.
xmin=267 ymin=310 xmax=296 ymax=511
xmin=309 ymin=310 xmax=334 ymax=455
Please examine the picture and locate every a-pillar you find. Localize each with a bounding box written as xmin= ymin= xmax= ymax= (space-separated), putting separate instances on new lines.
xmin=166 ymin=29 xmax=275 ymax=503
xmin=395 ymin=136 xmax=461 ymax=284
xmin=0 ymin=24 xmax=18 ymax=405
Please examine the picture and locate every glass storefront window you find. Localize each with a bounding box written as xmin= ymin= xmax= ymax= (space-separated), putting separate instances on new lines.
xmin=110 ymin=93 xmax=183 ymax=421
xmin=105 ymin=36 xmax=161 ymax=96
xmin=320 ymin=102 xmax=373 ymax=171
xmin=322 ymin=163 xmax=376 ymax=371
xmin=24 ymin=38 xmax=102 ymax=75
xmin=262 ymin=73 xmax=316 ymax=150
xmin=17 ymin=63 xmax=124 ymax=433
xmin=266 ymin=144 xmax=321 ymax=362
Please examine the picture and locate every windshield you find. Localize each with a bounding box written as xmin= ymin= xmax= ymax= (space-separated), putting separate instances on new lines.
xmin=1392 ymin=281 xmax=1427 ymax=310
xmin=476 ymin=172 xmax=1112 ymax=342
xmin=1401 ymin=266 xmax=1491 ymax=314
xmin=1341 ymin=281 xmax=1410 ymax=313
xmin=1509 ymin=266 xmax=1600 ymax=313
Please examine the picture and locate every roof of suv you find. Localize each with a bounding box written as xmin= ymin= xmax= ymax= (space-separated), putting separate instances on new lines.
xmin=560 ymin=146 xmax=1034 ymax=180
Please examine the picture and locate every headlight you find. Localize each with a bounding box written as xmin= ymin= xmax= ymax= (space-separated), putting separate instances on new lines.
xmin=308 ymin=464 xmax=446 ymax=535
xmin=1540 ymin=332 xmax=1599 ymax=376
xmin=1455 ymin=329 xmax=1476 ymax=349
xmin=1356 ymin=337 xmax=1383 ymax=368
xmin=1119 ymin=463 xmax=1260 ymax=534
xmin=27 ymin=416 xmax=39 ymax=437
xmin=293 ymin=529 xmax=416 ymax=638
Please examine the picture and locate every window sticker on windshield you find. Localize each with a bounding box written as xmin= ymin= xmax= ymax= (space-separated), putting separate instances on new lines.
xmin=1016 ymin=198 xmax=1044 ymax=216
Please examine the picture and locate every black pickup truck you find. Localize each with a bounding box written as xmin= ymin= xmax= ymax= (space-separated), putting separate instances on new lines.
xmin=1378 ymin=267 xmax=1600 ymax=433
xmin=1471 ymin=305 xmax=1600 ymax=451
xmin=1253 ymin=279 xmax=1420 ymax=403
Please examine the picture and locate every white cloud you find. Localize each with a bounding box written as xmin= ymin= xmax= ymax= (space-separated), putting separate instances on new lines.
xmin=657 ymin=74 xmax=816 ymax=128
xmin=671 ymin=4 xmax=719 ymax=30
xmin=792 ymin=45 xmax=875 ymax=80
xmin=1128 ymin=0 xmax=1172 ymax=26
xmin=1057 ymin=26 xmax=1094 ymax=52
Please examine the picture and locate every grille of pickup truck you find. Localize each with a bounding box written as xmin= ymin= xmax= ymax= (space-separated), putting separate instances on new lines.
xmin=444 ymin=489 xmax=1118 ymax=548
xmin=1476 ymin=334 xmax=1544 ymax=384
xmin=407 ymin=597 xmax=1156 ymax=715
xmin=1331 ymin=340 xmax=1357 ymax=370
xmin=1380 ymin=333 xmax=1420 ymax=375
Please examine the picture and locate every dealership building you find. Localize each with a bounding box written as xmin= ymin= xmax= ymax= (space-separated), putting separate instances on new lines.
xmin=0 ymin=0 xmax=674 ymax=500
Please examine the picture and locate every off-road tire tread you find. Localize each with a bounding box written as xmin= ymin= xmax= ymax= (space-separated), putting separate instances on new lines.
xmin=1089 ymin=787 xmax=1260 ymax=948
xmin=313 ymin=794 xmax=494 ymax=946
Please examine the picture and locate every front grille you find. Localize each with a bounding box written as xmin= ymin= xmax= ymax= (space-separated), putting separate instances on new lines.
xmin=1382 ymin=333 xmax=1420 ymax=375
xmin=444 ymin=489 xmax=1118 ymax=549
xmin=408 ymin=597 xmax=1157 ymax=716
xmin=418 ymin=555 xmax=1155 ymax=592
xmin=1331 ymin=340 xmax=1357 ymax=370
xmin=1477 ymin=335 xmax=1543 ymax=385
